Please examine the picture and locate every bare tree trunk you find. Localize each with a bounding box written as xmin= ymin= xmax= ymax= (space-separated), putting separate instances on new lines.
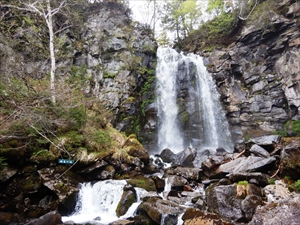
xmin=46 ymin=0 xmax=56 ymax=104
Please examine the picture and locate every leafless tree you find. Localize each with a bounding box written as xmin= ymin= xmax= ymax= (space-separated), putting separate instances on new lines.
xmin=1 ymin=0 xmax=67 ymax=104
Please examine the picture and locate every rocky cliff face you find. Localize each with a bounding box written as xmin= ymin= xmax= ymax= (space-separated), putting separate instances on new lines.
xmin=205 ymin=0 xmax=300 ymax=146
xmin=0 ymin=1 xmax=157 ymax=141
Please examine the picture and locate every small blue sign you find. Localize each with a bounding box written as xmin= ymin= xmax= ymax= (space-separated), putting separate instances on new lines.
xmin=58 ymin=159 xmax=74 ymax=164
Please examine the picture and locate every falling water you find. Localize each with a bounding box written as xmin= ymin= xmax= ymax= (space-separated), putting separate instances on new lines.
xmin=156 ymin=47 xmax=233 ymax=153
xmin=62 ymin=180 xmax=148 ymax=224
xmin=156 ymin=47 xmax=185 ymax=153
xmin=62 ymin=180 xmax=126 ymax=224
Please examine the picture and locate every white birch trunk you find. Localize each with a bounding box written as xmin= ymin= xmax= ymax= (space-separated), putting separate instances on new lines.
xmin=46 ymin=0 xmax=56 ymax=104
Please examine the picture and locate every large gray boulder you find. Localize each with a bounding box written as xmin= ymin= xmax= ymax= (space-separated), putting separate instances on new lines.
xmin=206 ymin=183 xmax=264 ymax=222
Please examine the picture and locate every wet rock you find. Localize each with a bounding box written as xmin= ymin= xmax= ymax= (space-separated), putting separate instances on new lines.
xmin=182 ymin=208 xmax=234 ymax=225
xmin=193 ymin=196 xmax=207 ymax=210
xmin=160 ymin=148 xmax=176 ymax=163
xmin=37 ymin=167 xmax=82 ymax=215
xmin=164 ymin=175 xmax=188 ymax=190
xmin=149 ymin=175 xmax=165 ymax=192
xmin=137 ymin=198 xmax=184 ymax=224
xmin=173 ymin=147 xmax=197 ymax=167
xmin=110 ymin=219 xmax=134 ymax=225
xmin=127 ymin=175 xmax=156 ymax=192
xmin=132 ymin=215 xmax=156 ymax=225
xmin=116 ymin=185 xmax=136 ymax=217
xmin=249 ymin=144 xmax=270 ymax=158
xmin=280 ymin=137 xmax=300 ymax=179
xmin=25 ymin=210 xmax=62 ymax=225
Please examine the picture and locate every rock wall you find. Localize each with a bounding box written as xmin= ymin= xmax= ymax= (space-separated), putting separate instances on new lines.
xmin=205 ymin=0 xmax=300 ymax=145
xmin=0 ymin=1 xmax=157 ymax=142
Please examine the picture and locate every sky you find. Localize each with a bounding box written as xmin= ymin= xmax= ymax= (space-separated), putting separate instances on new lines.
xmin=128 ymin=0 xmax=213 ymax=42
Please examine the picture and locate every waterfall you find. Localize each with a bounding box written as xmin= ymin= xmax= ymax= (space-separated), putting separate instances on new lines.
xmin=62 ymin=180 xmax=148 ymax=224
xmin=62 ymin=180 xmax=127 ymax=224
xmin=156 ymin=47 xmax=233 ymax=153
xmin=156 ymin=47 xmax=185 ymax=153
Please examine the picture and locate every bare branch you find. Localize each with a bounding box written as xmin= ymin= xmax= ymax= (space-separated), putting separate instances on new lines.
xmin=239 ymin=0 xmax=258 ymax=21
xmin=29 ymin=124 xmax=71 ymax=157
xmin=54 ymin=24 xmax=72 ymax=35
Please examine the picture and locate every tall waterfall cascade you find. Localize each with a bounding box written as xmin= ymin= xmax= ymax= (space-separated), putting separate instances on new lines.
xmin=156 ymin=47 xmax=234 ymax=153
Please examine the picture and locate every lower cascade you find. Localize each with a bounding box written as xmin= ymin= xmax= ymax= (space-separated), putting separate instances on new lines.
xmin=62 ymin=180 xmax=127 ymax=224
xmin=156 ymin=47 xmax=234 ymax=153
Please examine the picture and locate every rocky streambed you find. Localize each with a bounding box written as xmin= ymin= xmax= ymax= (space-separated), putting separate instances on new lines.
xmin=1 ymin=134 xmax=300 ymax=225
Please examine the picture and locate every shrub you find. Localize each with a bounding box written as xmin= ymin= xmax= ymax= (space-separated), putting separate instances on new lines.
xmin=291 ymin=120 xmax=300 ymax=136
xmin=295 ymin=180 xmax=300 ymax=192
xmin=268 ymin=178 xmax=275 ymax=185
xmin=237 ymin=180 xmax=249 ymax=185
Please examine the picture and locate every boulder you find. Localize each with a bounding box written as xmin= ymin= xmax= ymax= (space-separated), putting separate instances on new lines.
xmin=249 ymin=196 xmax=300 ymax=225
xmin=264 ymin=180 xmax=295 ymax=203
xmin=164 ymin=175 xmax=188 ymax=190
xmin=241 ymin=195 xmax=263 ymax=221
xmin=127 ymin=175 xmax=156 ymax=192
xmin=249 ymin=144 xmax=270 ymax=158
xmin=211 ymin=156 xmax=276 ymax=178
xmin=137 ymin=198 xmax=184 ymax=224
xmin=116 ymin=185 xmax=136 ymax=217
xmin=173 ymin=147 xmax=197 ymax=167
xmin=25 ymin=211 xmax=62 ymax=225
xmin=206 ymin=183 xmax=264 ymax=222
xmin=280 ymin=137 xmax=300 ymax=179
xmin=160 ymin=148 xmax=176 ymax=163
xmin=247 ymin=135 xmax=281 ymax=150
